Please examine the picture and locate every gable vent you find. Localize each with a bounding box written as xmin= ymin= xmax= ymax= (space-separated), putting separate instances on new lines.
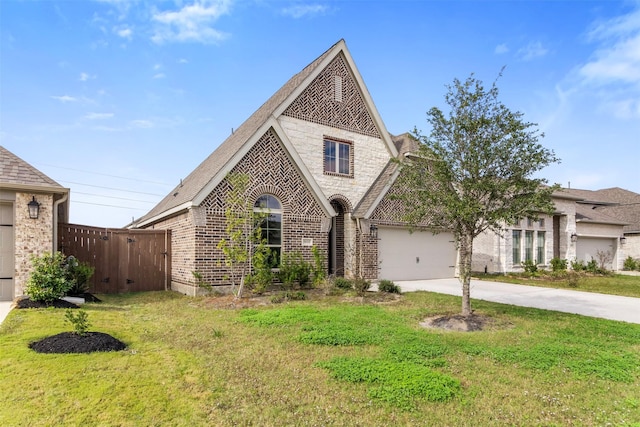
xmin=334 ymin=75 xmax=343 ymax=102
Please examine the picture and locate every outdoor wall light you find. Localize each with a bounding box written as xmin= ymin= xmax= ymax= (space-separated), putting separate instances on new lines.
xmin=620 ymin=236 xmax=627 ymax=245
xmin=369 ymin=224 xmax=378 ymax=239
xmin=570 ymin=233 xmax=578 ymax=243
xmin=28 ymin=196 xmax=40 ymax=219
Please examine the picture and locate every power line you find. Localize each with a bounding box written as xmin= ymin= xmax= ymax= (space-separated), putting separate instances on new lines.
xmin=58 ymin=180 xmax=167 ymax=196
xmin=36 ymin=162 xmax=172 ymax=186
xmin=73 ymin=191 xmax=157 ymax=204
xmin=72 ymin=200 xmax=149 ymax=211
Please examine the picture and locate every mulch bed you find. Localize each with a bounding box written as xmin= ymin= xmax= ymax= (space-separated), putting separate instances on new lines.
xmin=16 ymin=298 xmax=79 ymax=309
xmin=29 ymin=332 xmax=126 ymax=354
xmin=420 ymin=313 xmax=492 ymax=332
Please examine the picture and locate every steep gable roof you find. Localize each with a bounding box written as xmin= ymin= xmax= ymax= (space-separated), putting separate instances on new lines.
xmin=561 ymin=187 xmax=640 ymax=231
xmin=0 ymin=146 xmax=66 ymax=192
xmin=137 ymin=39 xmax=397 ymax=227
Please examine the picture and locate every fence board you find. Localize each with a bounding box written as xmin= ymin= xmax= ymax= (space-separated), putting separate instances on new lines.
xmin=58 ymin=223 xmax=171 ymax=294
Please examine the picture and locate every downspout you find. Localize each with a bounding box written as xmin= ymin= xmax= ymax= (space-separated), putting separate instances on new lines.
xmin=52 ymin=192 xmax=69 ymax=253
xmin=355 ymin=218 xmax=363 ymax=279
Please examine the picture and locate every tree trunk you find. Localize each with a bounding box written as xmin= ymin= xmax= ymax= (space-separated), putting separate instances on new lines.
xmin=458 ymin=232 xmax=473 ymax=316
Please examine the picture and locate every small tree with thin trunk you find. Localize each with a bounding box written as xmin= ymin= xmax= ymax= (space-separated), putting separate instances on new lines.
xmin=395 ymin=72 xmax=560 ymax=316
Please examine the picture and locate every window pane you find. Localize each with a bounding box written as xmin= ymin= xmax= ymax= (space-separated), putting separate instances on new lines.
xmin=324 ymin=141 xmax=336 ymax=173
xmin=512 ymin=230 xmax=521 ymax=264
xmin=338 ymin=143 xmax=350 ymax=174
xmin=525 ymin=231 xmax=534 ymax=262
xmin=537 ymin=231 xmax=545 ymax=264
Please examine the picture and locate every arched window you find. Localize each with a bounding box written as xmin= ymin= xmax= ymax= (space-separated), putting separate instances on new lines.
xmin=254 ymin=195 xmax=282 ymax=266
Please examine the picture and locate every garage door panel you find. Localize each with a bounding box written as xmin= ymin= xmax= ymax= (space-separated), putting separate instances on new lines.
xmin=576 ymin=237 xmax=616 ymax=269
xmin=379 ymin=228 xmax=456 ymax=281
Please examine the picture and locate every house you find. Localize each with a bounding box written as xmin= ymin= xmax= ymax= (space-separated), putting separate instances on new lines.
xmin=472 ymin=187 xmax=632 ymax=273
xmin=133 ymin=39 xmax=458 ymax=295
xmin=0 ymin=146 xmax=70 ymax=301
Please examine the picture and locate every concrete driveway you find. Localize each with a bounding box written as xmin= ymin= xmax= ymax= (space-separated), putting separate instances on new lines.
xmin=390 ymin=278 xmax=640 ymax=324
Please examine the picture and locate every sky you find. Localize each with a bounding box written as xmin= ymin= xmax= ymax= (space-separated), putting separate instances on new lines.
xmin=1 ymin=0 xmax=639 ymax=228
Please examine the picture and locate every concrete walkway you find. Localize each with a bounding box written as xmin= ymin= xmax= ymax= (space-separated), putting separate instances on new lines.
xmin=0 ymin=301 xmax=13 ymax=326
xmin=392 ymin=278 xmax=640 ymax=324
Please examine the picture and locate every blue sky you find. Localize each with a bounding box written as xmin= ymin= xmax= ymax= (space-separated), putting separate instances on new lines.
xmin=1 ymin=0 xmax=639 ymax=228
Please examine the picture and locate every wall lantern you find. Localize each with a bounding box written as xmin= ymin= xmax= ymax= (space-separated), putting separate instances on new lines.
xmin=28 ymin=196 xmax=40 ymax=219
xmin=369 ymin=224 xmax=378 ymax=239
xmin=570 ymin=233 xmax=578 ymax=243
xmin=620 ymin=236 xmax=627 ymax=245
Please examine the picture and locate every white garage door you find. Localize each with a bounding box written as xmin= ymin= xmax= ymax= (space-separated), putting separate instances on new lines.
xmin=576 ymin=237 xmax=616 ymax=269
xmin=378 ymin=227 xmax=456 ymax=281
xmin=0 ymin=203 xmax=14 ymax=301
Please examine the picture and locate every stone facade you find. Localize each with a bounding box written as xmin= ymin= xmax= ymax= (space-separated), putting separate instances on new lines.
xmin=14 ymin=192 xmax=54 ymax=297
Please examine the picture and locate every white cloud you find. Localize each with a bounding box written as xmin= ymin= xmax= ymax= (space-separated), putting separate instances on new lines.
xmin=153 ymin=73 xmax=166 ymax=79
xmin=84 ymin=112 xmax=114 ymax=120
xmin=281 ymin=4 xmax=328 ymax=19
xmin=517 ymin=41 xmax=549 ymax=61
xmin=130 ymin=119 xmax=154 ymax=128
xmin=151 ymin=0 xmax=231 ymax=44
xmin=79 ymin=72 xmax=96 ymax=81
xmin=154 ymin=63 xmax=162 ymax=70
xmin=51 ymin=95 xmax=77 ymax=103
xmin=115 ymin=27 xmax=133 ymax=39
xmin=178 ymin=58 xmax=188 ymax=64
xmin=494 ymin=43 xmax=509 ymax=55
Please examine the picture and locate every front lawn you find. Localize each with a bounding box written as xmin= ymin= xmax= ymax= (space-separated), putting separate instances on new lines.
xmin=1 ymin=291 xmax=639 ymax=426
xmin=475 ymin=272 xmax=640 ymax=298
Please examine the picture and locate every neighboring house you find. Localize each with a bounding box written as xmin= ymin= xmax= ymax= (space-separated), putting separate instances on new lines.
xmin=0 ymin=146 xmax=70 ymax=301
xmin=133 ymin=40 xmax=458 ymax=295
xmin=473 ymin=187 xmax=632 ymax=273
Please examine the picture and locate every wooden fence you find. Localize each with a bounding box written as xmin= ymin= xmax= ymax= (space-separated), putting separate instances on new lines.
xmin=58 ymin=223 xmax=171 ymax=294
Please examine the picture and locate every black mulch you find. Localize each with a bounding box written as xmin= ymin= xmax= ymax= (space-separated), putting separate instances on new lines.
xmin=29 ymin=332 xmax=127 ymax=354
xmin=16 ymin=298 xmax=79 ymax=309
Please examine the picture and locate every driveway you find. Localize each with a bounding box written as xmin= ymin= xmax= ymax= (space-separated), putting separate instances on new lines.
xmin=0 ymin=301 xmax=13 ymax=325
xmin=389 ymin=278 xmax=640 ymax=324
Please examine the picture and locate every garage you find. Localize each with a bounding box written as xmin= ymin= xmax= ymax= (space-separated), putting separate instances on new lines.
xmin=576 ymin=237 xmax=617 ymax=269
xmin=378 ymin=227 xmax=456 ymax=281
xmin=0 ymin=202 xmax=14 ymax=301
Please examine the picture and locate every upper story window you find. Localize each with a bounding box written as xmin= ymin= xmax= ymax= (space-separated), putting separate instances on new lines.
xmin=324 ymin=138 xmax=353 ymax=177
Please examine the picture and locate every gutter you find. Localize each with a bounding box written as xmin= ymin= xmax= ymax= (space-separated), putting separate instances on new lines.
xmin=52 ymin=192 xmax=69 ymax=252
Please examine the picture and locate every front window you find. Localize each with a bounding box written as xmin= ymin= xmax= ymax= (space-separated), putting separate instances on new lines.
xmin=512 ymin=230 xmax=521 ymax=264
xmin=525 ymin=230 xmax=534 ymax=262
xmin=324 ymin=139 xmax=352 ymax=176
xmin=536 ymin=231 xmax=545 ymax=264
xmin=254 ymin=195 xmax=282 ymax=266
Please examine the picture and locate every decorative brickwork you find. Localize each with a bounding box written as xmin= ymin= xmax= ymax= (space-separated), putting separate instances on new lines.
xmin=14 ymin=192 xmax=54 ymax=297
xmin=192 ymin=128 xmax=329 ymax=291
xmin=282 ymin=53 xmax=380 ymax=138
xmin=356 ymin=228 xmax=378 ymax=280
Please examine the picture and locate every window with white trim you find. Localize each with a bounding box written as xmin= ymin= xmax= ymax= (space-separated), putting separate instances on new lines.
xmin=324 ymin=138 xmax=352 ymax=176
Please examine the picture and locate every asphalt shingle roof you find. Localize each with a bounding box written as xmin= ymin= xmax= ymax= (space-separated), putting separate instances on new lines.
xmin=0 ymin=146 xmax=65 ymax=190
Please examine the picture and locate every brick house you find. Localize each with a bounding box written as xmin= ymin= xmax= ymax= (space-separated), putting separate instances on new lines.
xmin=0 ymin=146 xmax=70 ymax=301
xmin=133 ymin=40 xmax=457 ymax=295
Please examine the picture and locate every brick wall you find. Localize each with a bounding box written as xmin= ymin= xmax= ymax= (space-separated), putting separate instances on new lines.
xmin=14 ymin=192 xmax=54 ymax=297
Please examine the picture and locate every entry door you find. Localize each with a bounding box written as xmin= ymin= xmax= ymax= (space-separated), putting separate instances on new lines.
xmin=0 ymin=203 xmax=14 ymax=301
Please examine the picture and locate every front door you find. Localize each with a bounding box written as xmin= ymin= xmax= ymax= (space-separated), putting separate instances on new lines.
xmin=328 ymin=201 xmax=345 ymax=276
xmin=0 ymin=203 xmax=14 ymax=301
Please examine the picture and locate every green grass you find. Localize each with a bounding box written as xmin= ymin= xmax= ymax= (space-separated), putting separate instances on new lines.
xmin=1 ymin=291 xmax=639 ymax=426
xmin=476 ymin=272 xmax=640 ymax=298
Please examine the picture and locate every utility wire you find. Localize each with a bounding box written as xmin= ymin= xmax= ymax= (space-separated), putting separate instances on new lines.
xmin=72 ymin=200 xmax=149 ymax=211
xmin=58 ymin=180 xmax=167 ymax=197
xmin=73 ymin=191 xmax=157 ymax=204
xmin=36 ymin=162 xmax=172 ymax=186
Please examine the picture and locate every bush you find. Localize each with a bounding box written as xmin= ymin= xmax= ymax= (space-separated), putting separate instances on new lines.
xmin=311 ymin=246 xmax=326 ymax=286
xmin=249 ymin=245 xmax=274 ymax=294
xmin=550 ymin=258 xmax=567 ymax=272
xmin=64 ymin=256 xmax=94 ymax=295
xmin=279 ymin=252 xmax=311 ymax=289
xmin=333 ymin=277 xmax=352 ymax=290
xmin=586 ymin=259 xmax=600 ymax=274
xmin=571 ymin=259 xmax=586 ymax=272
xmin=521 ymin=259 xmax=538 ymax=274
xmin=353 ymin=278 xmax=371 ymax=296
xmin=25 ymin=252 xmax=73 ymax=303
xmin=623 ymin=256 xmax=638 ymax=271
xmin=378 ymin=279 xmax=401 ymax=294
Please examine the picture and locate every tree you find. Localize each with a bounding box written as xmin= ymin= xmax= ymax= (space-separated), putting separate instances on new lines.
xmin=395 ymin=72 xmax=560 ymax=316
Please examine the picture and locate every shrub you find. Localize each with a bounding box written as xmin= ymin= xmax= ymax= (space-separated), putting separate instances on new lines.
xmin=586 ymin=259 xmax=599 ymax=274
xmin=65 ymin=309 xmax=90 ymax=336
xmin=353 ymin=278 xmax=371 ymax=296
xmin=566 ymin=272 xmax=580 ymax=288
xmin=25 ymin=252 xmax=73 ymax=303
xmin=623 ymin=256 xmax=638 ymax=271
xmin=333 ymin=277 xmax=352 ymax=290
xmin=311 ymin=246 xmax=326 ymax=286
xmin=64 ymin=256 xmax=94 ymax=295
xmin=378 ymin=279 xmax=401 ymax=294
xmin=550 ymin=257 xmax=567 ymax=272
xmin=521 ymin=259 xmax=538 ymax=274
xmin=249 ymin=245 xmax=274 ymax=294
xmin=571 ymin=259 xmax=586 ymax=272
xmin=279 ymin=252 xmax=311 ymax=289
